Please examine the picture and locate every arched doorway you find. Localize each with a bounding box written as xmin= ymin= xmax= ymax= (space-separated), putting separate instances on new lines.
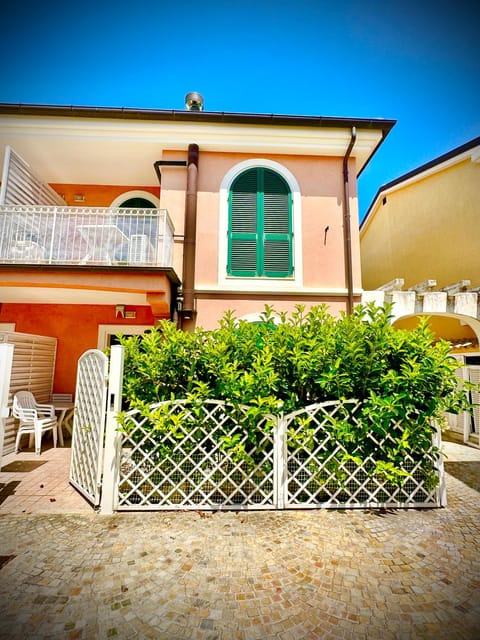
xmin=110 ymin=192 xmax=160 ymax=263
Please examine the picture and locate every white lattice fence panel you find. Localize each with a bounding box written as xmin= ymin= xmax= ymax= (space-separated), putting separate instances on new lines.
xmin=283 ymin=400 xmax=443 ymax=508
xmin=69 ymin=349 xmax=108 ymax=505
xmin=117 ymin=400 xmax=275 ymax=510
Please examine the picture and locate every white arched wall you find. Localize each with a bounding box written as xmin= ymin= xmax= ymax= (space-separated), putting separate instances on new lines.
xmin=110 ymin=190 xmax=160 ymax=208
xmin=394 ymin=312 xmax=480 ymax=445
xmin=237 ymin=312 xmax=282 ymax=325
xmin=217 ymin=159 xmax=303 ymax=291
xmin=392 ymin=312 xmax=480 ymax=351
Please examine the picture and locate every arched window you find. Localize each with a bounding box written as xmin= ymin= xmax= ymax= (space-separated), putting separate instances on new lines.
xmin=228 ymin=168 xmax=293 ymax=278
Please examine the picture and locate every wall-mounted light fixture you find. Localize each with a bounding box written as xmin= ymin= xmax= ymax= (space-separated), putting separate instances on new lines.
xmin=115 ymin=304 xmax=126 ymax=318
xmin=176 ymin=291 xmax=184 ymax=313
xmin=73 ymin=194 xmax=85 ymax=203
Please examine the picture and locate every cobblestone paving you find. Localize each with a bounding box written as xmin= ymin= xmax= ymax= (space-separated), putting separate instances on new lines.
xmin=0 ymin=440 xmax=479 ymax=639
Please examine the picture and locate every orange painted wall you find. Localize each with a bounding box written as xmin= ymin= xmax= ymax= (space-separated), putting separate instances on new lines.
xmin=49 ymin=184 xmax=160 ymax=207
xmin=0 ymin=303 xmax=155 ymax=395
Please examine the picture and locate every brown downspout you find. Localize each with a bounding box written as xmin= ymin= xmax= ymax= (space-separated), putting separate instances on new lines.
xmin=152 ymin=158 xmax=188 ymax=323
xmin=181 ymin=143 xmax=199 ymax=328
xmin=342 ymin=127 xmax=357 ymax=315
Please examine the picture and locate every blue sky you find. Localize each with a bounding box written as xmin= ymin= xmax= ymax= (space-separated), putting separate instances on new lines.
xmin=0 ymin=0 xmax=478 ymax=221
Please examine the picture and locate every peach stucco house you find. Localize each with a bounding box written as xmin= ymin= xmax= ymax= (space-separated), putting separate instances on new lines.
xmin=0 ymin=98 xmax=395 ymax=395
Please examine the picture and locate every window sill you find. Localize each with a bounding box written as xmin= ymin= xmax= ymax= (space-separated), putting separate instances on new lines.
xmin=216 ymin=277 xmax=302 ymax=292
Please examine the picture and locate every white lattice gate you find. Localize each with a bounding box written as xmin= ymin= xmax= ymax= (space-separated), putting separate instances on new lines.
xmin=115 ymin=400 xmax=276 ymax=510
xmin=282 ymin=401 xmax=445 ymax=508
xmin=109 ymin=397 xmax=445 ymax=512
xmin=69 ymin=349 xmax=109 ymax=506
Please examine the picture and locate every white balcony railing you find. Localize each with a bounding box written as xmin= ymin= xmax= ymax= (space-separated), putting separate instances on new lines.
xmin=0 ymin=205 xmax=174 ymax=267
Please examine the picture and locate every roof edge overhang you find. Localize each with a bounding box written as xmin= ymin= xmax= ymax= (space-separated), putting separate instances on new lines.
xmin=0 ymin=102 xmax=396 ymax=133
xmin=0 ymin=102 xmax=396 ymax=179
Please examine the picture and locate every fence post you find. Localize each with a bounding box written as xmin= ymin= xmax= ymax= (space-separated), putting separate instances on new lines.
xmin=0 ymin=343 xmax=14 ymax=466
xmin=434 ymin=424 xmax=447 ymax=507
xmin=274 ymin=413 xmax=287 ymax=509
xmin=100 ymin=345 xmax=124 ymax=515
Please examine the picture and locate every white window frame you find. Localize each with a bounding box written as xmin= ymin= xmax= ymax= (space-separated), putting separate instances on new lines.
xmin=218 ymin=159 xmax=303 ymax=291
xmin=97 ymin=324 xmax=153 ymax=350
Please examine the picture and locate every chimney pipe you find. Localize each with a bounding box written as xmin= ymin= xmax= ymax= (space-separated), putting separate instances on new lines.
xmin=181 ymin=143 xmax=199 ymax=325
xmin=185 ymin=92 xmax=204 ymax=111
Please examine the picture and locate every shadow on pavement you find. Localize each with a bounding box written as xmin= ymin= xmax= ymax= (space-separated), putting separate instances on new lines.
xmin=0 ymin=481 xmax=21 ymax=505
xmin=444 ymin=461 xmax=480 ymax=492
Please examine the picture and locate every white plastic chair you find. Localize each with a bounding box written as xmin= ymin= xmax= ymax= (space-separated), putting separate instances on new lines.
xmin=13 ymin=391 xmax=58 ymax=455
xmin=9 ymin=240 xmax=45 ymax=262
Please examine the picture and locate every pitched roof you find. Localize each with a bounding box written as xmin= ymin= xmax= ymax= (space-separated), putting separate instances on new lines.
xmin=361 ymin=135 xmax=480 ymax=229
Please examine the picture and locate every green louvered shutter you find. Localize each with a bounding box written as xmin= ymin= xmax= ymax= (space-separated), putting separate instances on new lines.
xmin=228 ymin=169 xmax=258 ymax=276
xmin=228 ymin=168 xmax=293 ymax=277
xmin=262 ymin=169 xmax=292 ymax=277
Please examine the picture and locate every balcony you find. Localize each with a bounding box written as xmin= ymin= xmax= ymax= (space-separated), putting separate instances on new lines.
xmin=0 ymin=205 xmax=174 ymax=267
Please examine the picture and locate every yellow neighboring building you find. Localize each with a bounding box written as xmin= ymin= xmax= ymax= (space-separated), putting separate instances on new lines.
xmin=360 ymin=137 xmax=480 ymax=447
xmin=360 ymin=136 xmax=480 ymax=291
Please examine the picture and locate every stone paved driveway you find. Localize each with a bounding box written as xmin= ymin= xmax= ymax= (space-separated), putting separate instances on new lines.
xmin=0 ymin=440 xmax=479 ymax=639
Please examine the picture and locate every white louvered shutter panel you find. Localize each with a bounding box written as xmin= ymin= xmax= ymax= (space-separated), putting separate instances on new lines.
xmin=0 ymin=146 xmax=65 ymax=206
xmin=0 ymin=332 xmax=57 ymax=454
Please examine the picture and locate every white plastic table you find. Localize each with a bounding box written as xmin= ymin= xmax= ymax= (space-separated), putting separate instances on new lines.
xmin=77 ymin=224 xmax=128 ymax=264
xmin=53 ymin=402 xmax=75 ymax=446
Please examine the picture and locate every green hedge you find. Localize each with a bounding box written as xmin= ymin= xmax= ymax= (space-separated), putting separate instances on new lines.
xmin=120 ymin=304 xmax=464 ymax=413
xmin=117 ymin=304 xmax=469 ymax=485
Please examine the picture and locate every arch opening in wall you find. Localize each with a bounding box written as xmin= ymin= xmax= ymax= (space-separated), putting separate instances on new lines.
xmin=393 ymin=312 xmax=480 ymax=445
xmin=110 ymin=190 xmax=160 ymax=209
xmin=237 ymin=312 xmax=281 ymax=325
xmin=393 ymin=312 xmax=480 ymax=355
xmin=108 ymin=191 xmax=161 ymax=263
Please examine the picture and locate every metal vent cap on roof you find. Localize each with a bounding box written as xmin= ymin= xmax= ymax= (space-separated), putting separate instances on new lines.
xmin=185 ymin=92 xmax=204 ymax=111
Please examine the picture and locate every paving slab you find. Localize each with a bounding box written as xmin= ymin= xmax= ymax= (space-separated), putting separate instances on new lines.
xmin=0 ymin=440 xmax=479 ymax=639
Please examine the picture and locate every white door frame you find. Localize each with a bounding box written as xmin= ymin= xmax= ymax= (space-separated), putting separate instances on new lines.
xmin=97 ymin=324 xmax=153 ymax=350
